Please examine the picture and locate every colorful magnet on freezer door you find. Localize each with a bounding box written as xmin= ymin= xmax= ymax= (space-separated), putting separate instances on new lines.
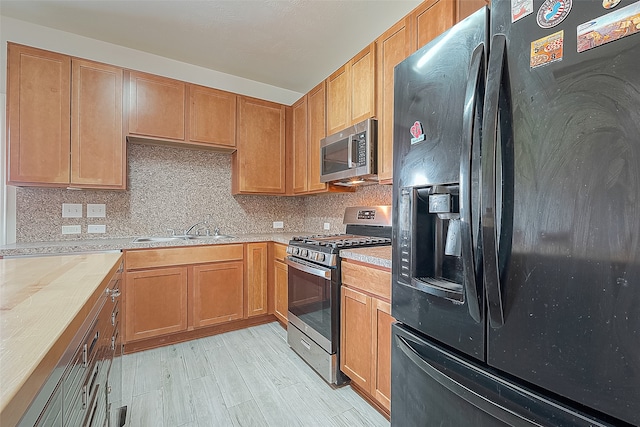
xmin=603 ymin=0 xmax=622 ymax=9
xmin=530 ymin=30 xmax=564 ymax=68
xmin=512 ymin=0 xmax=534 ymax=22
xmin=537 ymin=0 xmax=573 ymax=28
xmin=577 ymin=0 xmax=640 ymax=52
xmin=410 ymin=121 xmax=425 ymax=144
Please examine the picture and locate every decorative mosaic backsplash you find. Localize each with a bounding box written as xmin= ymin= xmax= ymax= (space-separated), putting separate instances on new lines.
xmin=14 ymin=143 xmax=392 ymax=242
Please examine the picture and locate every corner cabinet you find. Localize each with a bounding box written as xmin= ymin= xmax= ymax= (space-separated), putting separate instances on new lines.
xmin=341 ymin=260 xmax=394 ymax=415
xmin=232 ymin=97 xmax=287 ymax=194
xmin=7 ymin=43 xmax=125 ymax=189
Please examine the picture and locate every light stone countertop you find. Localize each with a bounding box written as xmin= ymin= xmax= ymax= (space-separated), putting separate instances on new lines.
xmin=340 ymin=245 xmax=392 ymax=269
xmin=0 ymin=252 xmax=123 ymax=426
xmin=0 ymin=232 xmax=299 ymax=257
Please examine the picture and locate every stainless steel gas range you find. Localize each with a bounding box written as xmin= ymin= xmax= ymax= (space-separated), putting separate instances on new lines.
xmin=285 ymin=206 xmax=392 ymax=385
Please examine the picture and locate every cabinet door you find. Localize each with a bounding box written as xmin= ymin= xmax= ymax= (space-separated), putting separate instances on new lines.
xmin=7 ymin=43 xmax=71 ymax=185
xmin=412 ymin=0 xmax=456 ymax=52
xmin=376 ymin=19 xmax=412 ymax=184
xmin=307 ymin=81 xmax=328 ymax=193
xmin=457 ymin=0 xmax=489 ymax=22
xmin=274 ymin=259 xmax=288 ymax=324
xmin=372 ymin=298 xmax=394 ymax=413
xmin=190 ymin=261 xmax=244 ymax=328
xmin=291 ymin=96 xmax=308 ymax=194
xmin=71 ymin=59 xmax=125 ymax=188
xmin=245 ymin=242 xmax=268 ymax=317
xmin=326 ymin=64 xmax=350 ymax=135
xmin=233 ymin=97 xmax=286 ymax=194
xmin=189 ymin=85 xmax=236 ymax=147
xmin=341 ymin=286 xmax=372 ymax=392
xmin=124 ymin=267 xmax=187 ymax=341
xmin=127 ymin=71 xmax=186 ymax=141
xmin=350 ymin=44 xmax=376 ymax=125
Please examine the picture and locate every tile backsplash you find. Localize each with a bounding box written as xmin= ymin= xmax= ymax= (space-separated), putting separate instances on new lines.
xmin=14 ymin=143 xmax=392 ymax=242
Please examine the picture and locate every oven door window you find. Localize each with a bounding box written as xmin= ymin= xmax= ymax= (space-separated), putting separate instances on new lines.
xmin=288 ymin=265 xmax=332 ymax=344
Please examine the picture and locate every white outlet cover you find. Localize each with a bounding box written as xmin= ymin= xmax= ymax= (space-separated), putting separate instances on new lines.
xmin=324 ymin=222 xmax=331 ymax=230
xmin=273 ymin=221 xmax=284 ymax=229
xmin=62 ymin=203 xmax=82 ymax=218
xmin=87 ymin=203 xmax=106 ymax=218
xmin=88 ymin=224 xmax=106 ymax=233
xmin=62 ymin=225 xmax=81 ymax=234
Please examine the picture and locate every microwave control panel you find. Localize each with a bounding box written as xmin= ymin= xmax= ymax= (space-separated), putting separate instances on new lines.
xmin=354 ymin=132 xmax=367 ymax=165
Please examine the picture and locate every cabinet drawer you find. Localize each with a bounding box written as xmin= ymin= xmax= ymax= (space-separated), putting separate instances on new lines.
xmin=274 ymin=243 xmax=288 ymax=262
xmin=125 ymin=244 xmax=243 ymax=270
xmin=341 ymin=261 xmax=391 ymax=301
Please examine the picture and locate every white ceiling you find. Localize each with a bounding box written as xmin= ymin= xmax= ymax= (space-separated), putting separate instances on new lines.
xmin=0 ymin=0 xmax=422 ymax=94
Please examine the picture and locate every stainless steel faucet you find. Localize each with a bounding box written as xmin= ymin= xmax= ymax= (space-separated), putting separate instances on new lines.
xmin=184 ymin=214 xmax=213 ymax=236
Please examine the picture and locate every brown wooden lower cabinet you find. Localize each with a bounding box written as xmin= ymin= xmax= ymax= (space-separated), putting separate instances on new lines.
xmin=191 ymin=261 xmax=244 ymax=327
xmin=272 ymin=243 xmax=288 ymax=324
xmin=123 ymin=243 xmax=269 ymax=347
xmin=125 ymin=266 xmax=188 ymax=342
xmin=340 ymin=260 xmax=394 ymax=415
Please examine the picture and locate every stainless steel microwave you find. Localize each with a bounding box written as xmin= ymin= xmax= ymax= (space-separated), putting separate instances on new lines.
xmin=320 ymin=118 xmax=378 ymax=185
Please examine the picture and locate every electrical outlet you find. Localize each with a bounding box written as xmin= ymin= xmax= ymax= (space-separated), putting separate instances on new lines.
xmin=273 ymin=221 xmax=284 ymax=229
xmin=62 ymin=203 xmax=82 ymax=218
xmin=323 ymin=222 xmax=331 ymax=230
xmin=87 ymin=225 xmax=106 ymax=233
xmin=87 ymin=204 xmax=106 ymax=218
xmin=62 ymin=225 xmax=81 ymax=234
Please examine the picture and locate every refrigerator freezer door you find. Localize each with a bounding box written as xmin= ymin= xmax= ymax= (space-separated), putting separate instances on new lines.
xmin=391 ymin=324 xmax=612 ymax=426
xmin=487 ymin=0 xmax=640 ymax=424
xmin=393 ymin=7 xmax=488 ymax=361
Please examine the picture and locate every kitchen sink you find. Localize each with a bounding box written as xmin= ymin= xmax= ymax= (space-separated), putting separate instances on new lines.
xmin=184 ymin=234 xmax=236 ymax=240
xmin=132 ymin=234 xmax=236 ymax=243
xmin=132 ymin=236 xmax=184 ymax=243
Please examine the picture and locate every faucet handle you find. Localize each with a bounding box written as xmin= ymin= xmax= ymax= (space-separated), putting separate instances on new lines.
xmin=214 ymin=227 xmax=220 ymax=236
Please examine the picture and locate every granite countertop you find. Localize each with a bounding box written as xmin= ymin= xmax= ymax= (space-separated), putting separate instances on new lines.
xmin=340 ymin=245 xmax=392 ymax=269
xmin=0 ymin=252 xmax=123 ymax=426
xmin=0 ymin=232 xmax=299 ymax=257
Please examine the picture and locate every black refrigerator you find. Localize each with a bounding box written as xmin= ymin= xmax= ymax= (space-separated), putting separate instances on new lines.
xmin=391 ymin=0 xmax=640 ymax=425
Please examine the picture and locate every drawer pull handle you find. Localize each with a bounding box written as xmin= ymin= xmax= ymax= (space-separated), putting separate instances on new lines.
xmin=301 ymin=339 xmax=311 ymax=350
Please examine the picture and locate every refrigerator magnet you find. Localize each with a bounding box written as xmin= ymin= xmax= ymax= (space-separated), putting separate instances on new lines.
xmin=410 ymin=121 xmax=425 ymax=144
xmin=537 ymin=0 xmax=573 ymax=28
xmin=577 ymin=1 xmax=640 ymax=53
xmin=603 ymin=0 xmax=622 ymax=9
xmin=530 ymin=30 xmax=564 ymax=68
xmin=512 ymin=0 xmax=534 ymax=22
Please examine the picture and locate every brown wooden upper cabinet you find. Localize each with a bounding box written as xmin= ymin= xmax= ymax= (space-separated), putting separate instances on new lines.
xmin=411 ymin=0 xmax=457 ymax=52
xmin=232 ymin=96 xmax=287 ymax=194
xmin=326 ymin=43 xmax=376 ymax=135
xmin=457 ymin=0 xmax=490 ymax=23
xmin=7 ymin=43 xmax=125 ymax=189
xmin=126 ymin=70 xmax=186 ymax=141
xmin=291 ymin=81 xmax=329 ymax=195
xmin=376 ymin=18 xmax=412 ymax=184
xmin=189 ymin=85 xmax=237 ymax=148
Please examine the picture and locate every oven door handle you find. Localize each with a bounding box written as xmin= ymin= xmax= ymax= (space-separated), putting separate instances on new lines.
xmin=285 ymin=257 xmax=332 ymax=279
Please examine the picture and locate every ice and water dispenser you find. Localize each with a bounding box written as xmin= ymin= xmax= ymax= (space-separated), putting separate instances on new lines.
xmin=397 ymin=184 xmax=465 ymax=302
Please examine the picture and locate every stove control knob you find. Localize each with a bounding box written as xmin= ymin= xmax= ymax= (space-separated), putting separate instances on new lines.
xmin=292 ymin=247 xmax=300 ymax=255
xmin=316 ymin=253 xmax=325 ymax=262
xmin=300 ymin=249 xmax=308 ymax=257
xmin=286 ymin=247 xmax=293 ymax=254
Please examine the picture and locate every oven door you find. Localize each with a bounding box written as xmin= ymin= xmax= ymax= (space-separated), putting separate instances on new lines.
xmin=285 ymin=256 xmax=335 ymax=353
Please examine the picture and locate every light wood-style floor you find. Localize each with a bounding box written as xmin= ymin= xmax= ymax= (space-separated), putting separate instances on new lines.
xmin=121 ymin=322 xmax=390 ymax=427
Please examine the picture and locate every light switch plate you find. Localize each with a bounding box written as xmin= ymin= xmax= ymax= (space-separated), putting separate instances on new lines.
xmin=62 ymin=225 xmax=81 ymax=234
xmin=62 ymin=203 xmax=82 ymax=218
xmin=323 ymin=223 xmax=331 ymax=230
xmin=88 ymin=225 xmax=106 ymax=233
xmin=87 ymin=204 xmax=106 ymax=218
xmin=273 ymin=221 xmax=284 ymax=229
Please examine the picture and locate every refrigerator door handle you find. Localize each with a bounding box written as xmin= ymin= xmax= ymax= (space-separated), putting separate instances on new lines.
xmin=396 ymin=334 xmax=542 ymax=426
xmin=460 ymin=43 xmax=485 ymax=324
xmin=481 ymin=34 xmax=508 ymax=328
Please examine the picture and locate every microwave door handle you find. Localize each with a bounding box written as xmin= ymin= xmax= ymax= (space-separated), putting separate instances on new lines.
xmin=347 ymin=135 xmax=356 ymax=168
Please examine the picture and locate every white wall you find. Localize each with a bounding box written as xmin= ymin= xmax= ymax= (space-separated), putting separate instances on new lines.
xmin=0 ymin=16 xmax=303 ymax=105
